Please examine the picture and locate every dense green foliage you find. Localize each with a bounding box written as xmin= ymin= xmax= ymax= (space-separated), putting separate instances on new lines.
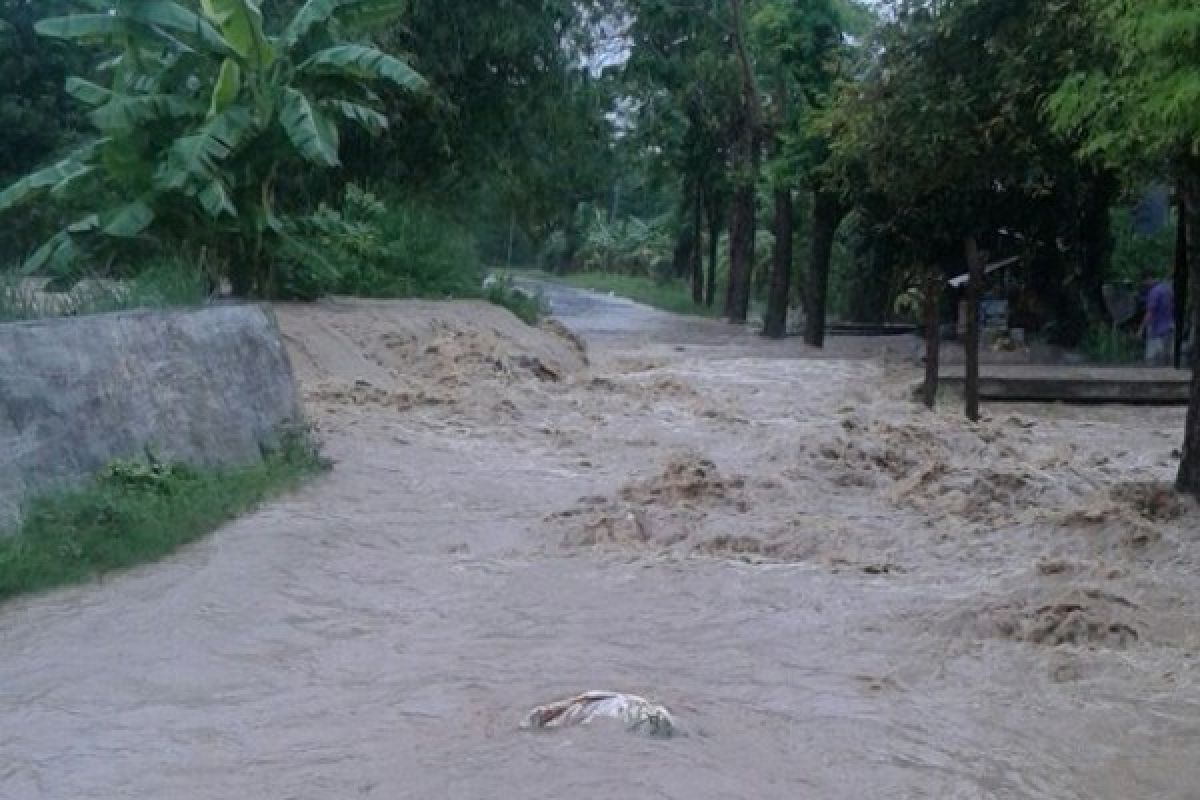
xmin=1044 ymin=0 xmax=1200 ymax=493
xmin=0 ymin=1 xmax=1194 ymax=345
xmin=0 ymin=0 xmax=427 ymax=297
xmin=0 ymin=432 xmax=326 ymax=603
xmin=286 ymin=184 xmax=481 ymax=300
xmin=0 ymin=1 xmax=84 ymax=183
xmin=0 ymin=0 xmax=617 ymax=309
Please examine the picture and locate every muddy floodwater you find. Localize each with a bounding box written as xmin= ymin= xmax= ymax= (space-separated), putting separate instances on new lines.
xmin=2 ymin=286 xmax=1198 ymax=799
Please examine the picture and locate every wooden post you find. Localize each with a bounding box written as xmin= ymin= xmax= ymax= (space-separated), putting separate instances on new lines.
xmin=1179 ymin=172 xmax=1200 ymax=496
xmin=964 ymin=236 xmax=984 ymax=422
xmin=922 ymin=269 xmax=941 ymax=409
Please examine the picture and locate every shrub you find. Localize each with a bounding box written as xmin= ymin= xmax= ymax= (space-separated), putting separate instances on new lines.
xmin=292 ymin=185 xmax=483 ymax=299
xmin=1081 ymin=323 xmax=1143 ymax=364
xmin=484 ymin=275 xmax=548 ymax=324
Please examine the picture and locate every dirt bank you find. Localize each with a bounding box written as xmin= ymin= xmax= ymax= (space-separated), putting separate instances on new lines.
xmin=1 ymin=292 xmax=1197 ymax=800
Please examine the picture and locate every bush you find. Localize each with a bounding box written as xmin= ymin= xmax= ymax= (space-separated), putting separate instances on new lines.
xmin=484 ymin=275 xmax=548 ymax=324
xmin=293 ymin=186 xmax=483 ymax=299
xmin=1081 ymin=324 xmax=1143 ymax=364
xmin=373 ymin=200 xmax=482 ymax=296
xmin=577 ymin=209 xmax=673 ymax=275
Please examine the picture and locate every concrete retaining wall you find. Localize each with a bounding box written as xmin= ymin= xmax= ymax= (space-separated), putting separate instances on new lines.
xmin=0 ymin=304 xmax=303 ymax=529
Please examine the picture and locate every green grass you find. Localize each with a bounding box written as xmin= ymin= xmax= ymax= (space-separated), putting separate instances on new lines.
xmin=0 ymin=433 xmax=327 ymax=604
xmin=1080 ymin=324 xmax=1144 ymax=364
xmin=503 ymin=268 xmax=719 ymax=317
xmin=0 ymin=257 xmax=211 ymax=323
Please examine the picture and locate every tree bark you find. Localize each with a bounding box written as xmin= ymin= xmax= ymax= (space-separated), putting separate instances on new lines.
xmin=725 ymin=176 xmax=755 ymax=322
xmin=922 ymin=269 xmax=942 ymax=410
xmin=1177 ymin=168 xmax=1200 ymax=497
xmin=705 ymin=194 xmax=720 ymax=308
xmin=723 ymin=0 xmax=761 ymax=325
xmin=803 ymin=189 xmax=844 ymax=347
xmin=671 ymin=226 xmax=692 ymax=280
xmin=1174 ymin=188 xmax=1189 ymax=369
xmin=763 ymin=188 xmax=794 ymax=338
xmin=692 ymin=186 xmax=705 ymax=305
xmin=964 ymin=235 xmax=985 ymax=422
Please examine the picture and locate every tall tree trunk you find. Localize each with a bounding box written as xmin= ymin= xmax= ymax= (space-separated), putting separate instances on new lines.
xmin=724 ymin=0 xmax=761 ymax=324
xmin=725 ymin=175 xmax=755 ymax=322
xmin=705 ymin=195 xmax=721 ymax=308
xmin=763 ymin=187 xmax=793 ymax=338
xmin=1177 ymin=167 xmax=1200 ymax=497
xmin=803 ymin=189 xmax=844 ymax=347
xmin=725 ymin=119 xmax=757 ymax=323
xmin=692 ymin=187 xmax=705 ymax=305
xmin=922 ymin=268 xmax=942 ymax=410
xmin=964 ymin=235 xmax=985 ymax=422
xmin=1174 ymin=188 xmax=1189 ymax=369
xmin=671 ymin=226 xmax=692 ymax=280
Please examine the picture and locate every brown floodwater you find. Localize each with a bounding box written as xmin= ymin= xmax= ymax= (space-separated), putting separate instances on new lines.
xmin=2 ymin=288 xmax=1198 ymax=799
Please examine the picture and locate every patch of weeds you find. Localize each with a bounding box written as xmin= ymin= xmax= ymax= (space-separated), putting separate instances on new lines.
xmin=484 ymin=275 xmax=549 ymax=324
xmin=1080 ymin=324 xmax=1143 ymax=364
xmin=0 ymin=256 xmax=211 ymax=323
xmin=0 ymin=431 xmax=328 ymax=604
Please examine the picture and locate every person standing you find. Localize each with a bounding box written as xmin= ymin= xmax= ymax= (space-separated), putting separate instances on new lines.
xmin=1141 ymin=274 xmax=1175 ymax=366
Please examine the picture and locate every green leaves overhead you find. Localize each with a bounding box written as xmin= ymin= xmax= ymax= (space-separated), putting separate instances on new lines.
xmin=38 ymin=3 xmax=234 ymax=54
xmin=123 ymin=1 xmax=234 ymax=56
xmin=0 ymin=142 xmax=104 ymax=213
xmin=35 ymin=14 xmax=128 ymax=42
xmin=90 ymin=94 xmax=205 ymax=134
xmin=283 ymin=0 xmax=410 ymax=48
xmin=200 ymin=0 xmax=273 ymax=66
xmin=1049 ymin=0 xmax=1200 ymax=165
xmin=323 ymin=99 xmax=389 ymax=137
xmin=301 ymin=45 xmax=427 ymax=91
xmin=65 ymin=77 xmax=112 ymax=108
xmin=157 ymin=107 xmax=258 ymax=215
xmin=102 ymin=200 xmax=156 ymax=237
xmin=209 ymin=59 xmax=242 ymax=117
xmin=282 ymin=0 xmax=342 ymax=48
xmin=334 ymin=0 xmax=410 ymax=35
xmin=281 ymin=88 xmax=341 ymax=167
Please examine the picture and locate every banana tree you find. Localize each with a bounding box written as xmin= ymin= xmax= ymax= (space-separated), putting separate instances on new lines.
xmin=0 ymin=0 xmax=426 ymax=297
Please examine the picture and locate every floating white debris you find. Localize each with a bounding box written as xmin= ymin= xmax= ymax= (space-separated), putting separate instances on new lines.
xmin=521 ymin=691 xmax=677 ymax=738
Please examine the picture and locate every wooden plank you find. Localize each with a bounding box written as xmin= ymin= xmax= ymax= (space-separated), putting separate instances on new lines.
xmin=939 ymin=365 xmax=1191 ymax=404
